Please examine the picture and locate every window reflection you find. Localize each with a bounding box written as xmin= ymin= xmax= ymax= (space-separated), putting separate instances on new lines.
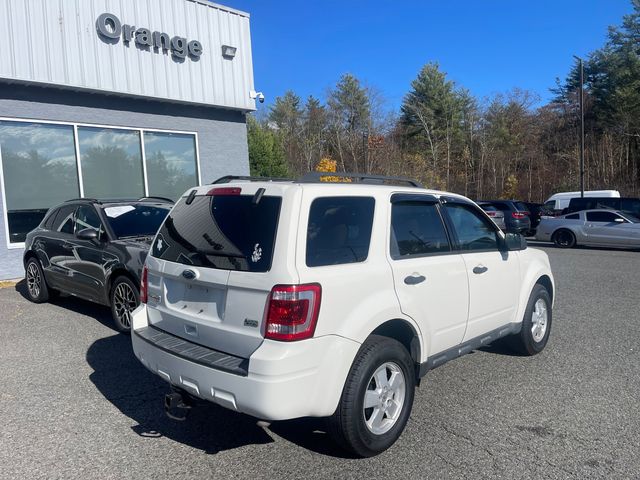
xmin=144 ymin=131 xmax=198 ymax=200
xmin=78 ymin=127 xmax=144 ymax=199
xmin=0 ymin=121 xmax=79 ymax=243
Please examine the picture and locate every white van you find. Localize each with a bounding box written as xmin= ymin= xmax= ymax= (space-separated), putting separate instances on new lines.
xmin=544 ymin=190 xmax=620 ymax=211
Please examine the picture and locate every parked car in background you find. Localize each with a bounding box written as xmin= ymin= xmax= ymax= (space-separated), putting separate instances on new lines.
xmin=478 ymin=203 xmax=506 ymax=230
xmin=543 ymin=190 xmax=620 ymax=212
xmin=522 ymin=202 xmax=547 ymax=236
xmin=477 ymin=200 xmax=531 ymax=234
xmin=565 ymin=196 xmax=640 ymax=218
xmin=23 ymin=197 xmax=173 ymax=332
xmin=132 ymin=173 xmax=555 ymax=457
xmin=536 ymin=209 xmax=640 ymax=249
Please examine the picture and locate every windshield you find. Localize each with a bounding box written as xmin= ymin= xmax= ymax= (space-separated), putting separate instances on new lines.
xmin=151 ymin=194 xmax=281 ymax=272
xmin=102 ymin=204 xmax=170 ymax=238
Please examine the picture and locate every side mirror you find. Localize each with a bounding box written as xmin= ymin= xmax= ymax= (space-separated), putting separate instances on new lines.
xmin=502 ymin=232 xmax=527 ymax=251
xmin=76 ymin=228 xmax=99 ymax=241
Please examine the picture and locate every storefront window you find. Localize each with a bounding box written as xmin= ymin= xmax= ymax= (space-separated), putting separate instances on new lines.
xmin=144 ymin=131 xmax=198 ymax=200
xmin=1 ymin=120 xmax=199 ymax=245
xmin=0 ymin=121 xmax=79 ymax=243
xmin=78 ymin=127 xmax=144 ymax=199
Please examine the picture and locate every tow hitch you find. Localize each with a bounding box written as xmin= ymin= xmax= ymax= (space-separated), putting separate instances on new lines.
xmin=164 ymin=389 xmax=193 ymax=421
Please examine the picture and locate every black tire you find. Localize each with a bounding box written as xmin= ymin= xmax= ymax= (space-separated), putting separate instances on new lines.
xmin=552 ymin=229 xmax=576 ymax=248
xmin=508 ymin=284 xmax=552 ymax=356
xmin=24 ymin=257 xmax=51 ymax=303
xmin=110 ymin=276 xmax=139 ymax=333
xmin=327 ymin=335 xmax=416 ymax=457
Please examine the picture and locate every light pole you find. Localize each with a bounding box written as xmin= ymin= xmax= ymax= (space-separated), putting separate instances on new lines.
xmin=573 ymin=55 xmax=585 ymax=198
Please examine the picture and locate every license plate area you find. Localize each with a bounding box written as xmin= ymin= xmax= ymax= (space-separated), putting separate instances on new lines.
xmin=163 ymin=278 xmax=226 ymax=321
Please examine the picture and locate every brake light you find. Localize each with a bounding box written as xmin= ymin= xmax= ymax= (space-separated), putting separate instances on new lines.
xmin=206 ymin=187 xmax=241 ymax=196
xmin=512 ymin=212 xmax=527 ymax=219
xmin=140 ymin=265 xmax=148 ymax=304
xmin=265 ymin=284 xmax=322 ymax=341
xmin=485 ymin=211 xmax=497 ymax=217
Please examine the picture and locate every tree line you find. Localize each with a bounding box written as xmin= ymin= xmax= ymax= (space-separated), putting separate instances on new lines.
xmin=248 ymin=1 xmax=640 ymax=202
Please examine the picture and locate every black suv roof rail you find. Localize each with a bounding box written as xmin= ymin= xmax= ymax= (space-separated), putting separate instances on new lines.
xmin=138 ymin=196 xmax=174 ymax=203
xmin=212 ymin=173 xmax=424 ymax=188
xmin=299 ymin=172 xmax=424 ymax=188
xmin=64 ymin=198 xmax=102 ymax=204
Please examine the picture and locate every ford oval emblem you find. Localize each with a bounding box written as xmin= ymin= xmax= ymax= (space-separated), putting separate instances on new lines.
xmin=182 ymin=269 xmax=197 ymax=280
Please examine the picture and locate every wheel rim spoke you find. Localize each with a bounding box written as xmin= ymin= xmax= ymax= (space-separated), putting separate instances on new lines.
xmin=363 ymin=362 xmax=406 ymax=435
xmin=531 ymin=298 xmax=548 ymax=342
xmin=113 ymin=283 xmax=136 ymax=328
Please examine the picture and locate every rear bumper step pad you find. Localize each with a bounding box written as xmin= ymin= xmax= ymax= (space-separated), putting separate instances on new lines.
xmin=134 ymin=325 xmax=249 ymax=376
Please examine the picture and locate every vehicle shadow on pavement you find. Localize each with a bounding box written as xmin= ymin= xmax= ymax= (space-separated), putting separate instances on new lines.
xmin=14 ymin=280 xmax=119 ymax=333
xmin=86 ymin=333 xmax=352 ymax=457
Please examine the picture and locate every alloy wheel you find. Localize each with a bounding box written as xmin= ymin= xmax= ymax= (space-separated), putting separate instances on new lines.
xmin=531 ymin=298 xmax=548 ymax=343
xmin=363 ymin=362 xmax=406 ymax=435
xmin=26 ymin=262 xmax=41 ymax=299
xmin=113 ymin=282 xmax=137 ymax=329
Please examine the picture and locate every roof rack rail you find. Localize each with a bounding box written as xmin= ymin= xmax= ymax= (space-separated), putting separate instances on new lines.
xmin=299 ymin=172 xmax=424 ymax=188
xmin=211 ymin=175 xmax=292 ymax=184
xmin=64 ymin=198 xmax=101 ymax=204
xmin=138 ymin=196 xmax=174 ymax=203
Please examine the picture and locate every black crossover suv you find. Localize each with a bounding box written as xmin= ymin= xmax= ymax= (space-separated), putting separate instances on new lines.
xmin=23 ymin=198 xmax=172 ymax=332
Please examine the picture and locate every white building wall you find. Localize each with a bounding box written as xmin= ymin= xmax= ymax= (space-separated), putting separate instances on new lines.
xmin=0 ymin=0 xmax=255 ymax=111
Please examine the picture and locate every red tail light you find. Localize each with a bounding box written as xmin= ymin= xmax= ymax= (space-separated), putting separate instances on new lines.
xmin=485 ymin=211 xmax=497 ymax=217
xmin=512 ymin=212 xmax=527 ymax=219
xmin=265 ymin=284 xmax=322 ymax=341
xmin=140 ymin=266 xmax=148 ymax=304
xmin=206 ymin=187 xmax=241 ymax=196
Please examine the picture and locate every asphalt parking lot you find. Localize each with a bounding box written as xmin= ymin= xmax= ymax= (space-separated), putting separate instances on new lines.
xmin=1 ymin=244 xmax=639 ymax=479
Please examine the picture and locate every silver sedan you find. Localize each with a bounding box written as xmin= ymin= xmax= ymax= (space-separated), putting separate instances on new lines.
xmin=536 ymin=209 xmax=640 ymax=249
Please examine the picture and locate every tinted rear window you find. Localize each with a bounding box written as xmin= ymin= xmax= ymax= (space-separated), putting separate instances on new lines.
xmin=514 ymin=202 xmax=529 ymax=212
xmin=103 ymin=204 xmax=170 ymax=238
xmin=306 ymin=197 xmax=375 ymax=267
xmin=152 ymin=194 xmax=281 ymax=272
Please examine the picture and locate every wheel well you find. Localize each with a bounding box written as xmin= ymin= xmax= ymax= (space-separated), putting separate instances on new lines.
xmin=536 ymin=275 xmax=554 ymax=302
xmin=371 ymin=319 xmax=420 ymax=364
xmin=23 ymin=251 xmax=38 ymax=267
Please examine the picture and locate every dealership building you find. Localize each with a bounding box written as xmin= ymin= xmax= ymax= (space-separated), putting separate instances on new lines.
xmin=0 ymin=0 xmax=255 ymax=280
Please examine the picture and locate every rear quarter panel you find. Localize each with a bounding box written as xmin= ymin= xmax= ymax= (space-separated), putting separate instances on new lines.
xmin=294 ymin=187 xmax=425 ymax=358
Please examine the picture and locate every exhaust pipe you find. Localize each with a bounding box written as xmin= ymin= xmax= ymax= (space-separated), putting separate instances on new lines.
xmin=164 ymin=389 xmax=193 ymax=421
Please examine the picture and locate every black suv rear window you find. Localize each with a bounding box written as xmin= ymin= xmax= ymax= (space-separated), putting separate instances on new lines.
xmin=152 ymin=194 xmax=281 ymax=272
xmin=306 ymin=196 xmax=375 ymax=267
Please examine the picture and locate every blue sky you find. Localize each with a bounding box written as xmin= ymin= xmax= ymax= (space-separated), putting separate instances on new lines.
xmin=224 ymin=1 xmax=633 ymax=111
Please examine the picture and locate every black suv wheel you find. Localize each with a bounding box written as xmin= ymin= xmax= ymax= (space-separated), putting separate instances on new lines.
xmin=25 ymin=257 xmax=51 ymax=303
xmin=110 ymin=276 xmax=139 ymax=333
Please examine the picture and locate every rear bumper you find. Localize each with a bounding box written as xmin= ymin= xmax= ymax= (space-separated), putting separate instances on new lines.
xmin=131 ymin=305 xmax=361 ymax=421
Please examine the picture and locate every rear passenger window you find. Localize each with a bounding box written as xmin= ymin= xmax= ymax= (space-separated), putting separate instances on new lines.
xmin=53 ymin=206 xmax=76 ymax=234
xmin=444 ymin=203 xmax=499 ymax=251
xmin=390 ymin=202 xmax=450 ymax=258
xmin=306 ymin=197 xmax=375 ymax=267
xmin=565 ymin=214 xmax=580 ymax=220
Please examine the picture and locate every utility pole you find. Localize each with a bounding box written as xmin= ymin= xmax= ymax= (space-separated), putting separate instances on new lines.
xmin=574 ymin=55 xmax=585 ymax=198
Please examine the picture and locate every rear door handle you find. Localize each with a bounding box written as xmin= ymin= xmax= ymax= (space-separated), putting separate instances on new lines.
xmin=404 ymin=274 xmax=426 ymax=285
xmin=473 ymin=265 xmax=488 ymax=274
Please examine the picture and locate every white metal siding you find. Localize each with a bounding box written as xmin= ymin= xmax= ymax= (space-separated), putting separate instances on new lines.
xmin=0 ymin=0 xmax=256 ymax=111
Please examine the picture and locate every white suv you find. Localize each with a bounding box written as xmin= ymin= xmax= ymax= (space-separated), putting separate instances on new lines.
xmin=131 ymin=174 xmax=554 ymax=457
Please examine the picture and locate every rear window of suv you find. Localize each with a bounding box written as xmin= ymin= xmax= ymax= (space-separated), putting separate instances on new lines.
xmin=151 ymin=194 xmax=281 ymax=272
xmin=306 ymin=196 xmax=375 ymax=267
